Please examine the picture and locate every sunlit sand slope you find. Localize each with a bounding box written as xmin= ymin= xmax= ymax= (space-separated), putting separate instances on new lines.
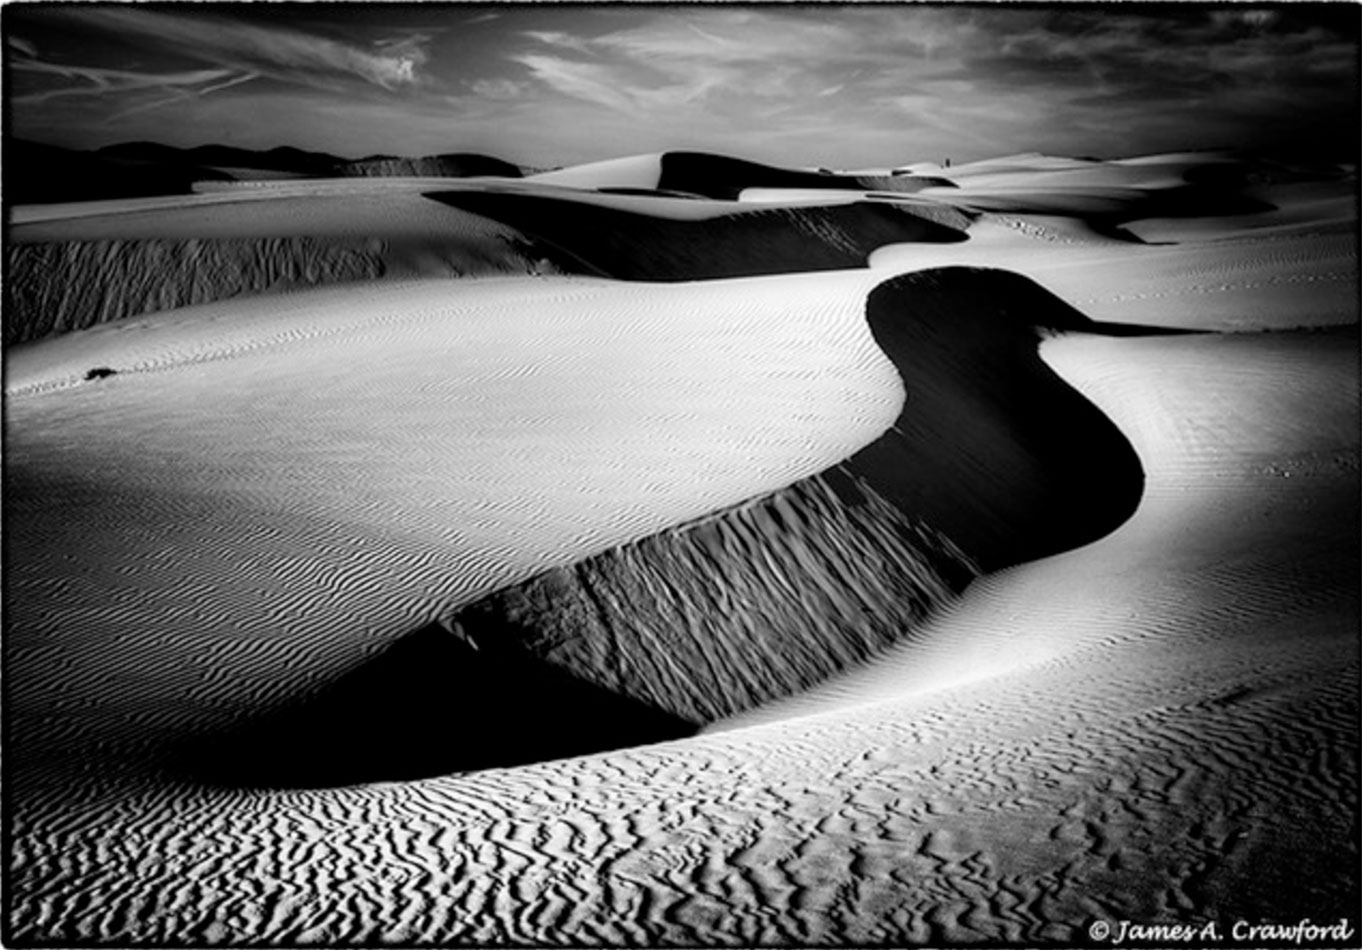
xmin=916 ymin=149 xmax=1348 ymax=222
xmin=869 ymin=185 xmax=1357 ymax=331
xmin=722 ymin=327 xmax=1358 ymax=932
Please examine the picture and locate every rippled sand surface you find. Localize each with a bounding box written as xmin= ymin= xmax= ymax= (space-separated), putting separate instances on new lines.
xmin=4 ymin=150 xmax=1357 ymax=945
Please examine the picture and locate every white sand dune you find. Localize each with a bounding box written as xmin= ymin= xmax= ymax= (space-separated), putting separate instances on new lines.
xmin=9 ymin=321 xmax=1352 ymax=945
xmin=4 ymin=149 xmax=1357 ymax=944
xmin=5 ymin=169 xmax=971 ymax=345
xmin=869 ymin=188 xmax=1357 ymax=332
xmin=528 ymin=153 xmax=665 ymax=189
xmin=1125 ymin=177 xmax=1358 ymax=242
xmin=5 ymin=183 xmax=554 ymax=345
xmin=5 ymin=270 xmax=903 ymax=768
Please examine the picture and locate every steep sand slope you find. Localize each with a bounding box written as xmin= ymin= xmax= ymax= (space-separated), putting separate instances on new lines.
xmin=5 ymin=184 xmax=552 ymax=345
xmin=428 ymin=189 xmax=967 ymax=280
xmin=336 ymin=153 xmax=523 ymax=178
xmin=528 ymin=150 xmax=947 ymax=198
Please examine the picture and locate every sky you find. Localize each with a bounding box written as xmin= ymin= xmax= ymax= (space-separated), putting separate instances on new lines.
xmin=4 ymin=2 xmax=1358 ymax=169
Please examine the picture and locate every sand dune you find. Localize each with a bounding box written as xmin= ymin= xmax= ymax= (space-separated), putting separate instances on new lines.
xmin=5 ymin=270 xmax=904 ymax=775
xmin=530 ymin=149 xmax=948 ymax=199
xmin=4 ymin=185 xmax=551 ymax=344
xmin=422 ymin=268 xmax=1148 ymax=735
xmin=17 ymin=147 xmax=1335 ymax=347
xmin=428 ymin=189 xmax=968 ymax=280
xmin=2 ymin=139 xmax=528 ymax=205
xmin=6 ymin=165 xmax=972 ymax=344
xmin=4 ymin=149 xmax=1357 ymax=944
xmin=916 ymin=150 xmax=1344 ymax=224
xmin=868 ymin=192 xmax=1357 ymax=332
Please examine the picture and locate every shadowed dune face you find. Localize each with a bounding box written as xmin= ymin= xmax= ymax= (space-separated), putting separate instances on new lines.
xmin=426 ymin=191 xmax=968 ymax=280
xmin=170 ymin=624 xmax=695 ymax=789
xmin=656 ymin=151 xmax=952 ymax=199
xmin=337 ymin=153 xmax=523 ymax=178
xmin=4 ymin=228 xmax=550 ymax=346
xmin=2 ymin=140 xmax=527 ymax=206
xmin=852 ymin=267 xmax=1156 ymax=569
xmin=444 ymin=473 xmax=978 ymax=729
xmin=527 ymin=150 xmax=951 ymax=197
xmin=5 ymin=238 xmax=385 ymax=345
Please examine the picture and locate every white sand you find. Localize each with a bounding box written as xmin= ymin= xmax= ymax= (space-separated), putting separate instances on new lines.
xmin=6 ymin=270 xmax=901 ymax=760
xmin=527 ymin=153 xmax=665 ymax=189
xmin=869 ymin=217 xmax=1357 ymax=331
xmin=5 ymin=149 xmax=1356 ymax=944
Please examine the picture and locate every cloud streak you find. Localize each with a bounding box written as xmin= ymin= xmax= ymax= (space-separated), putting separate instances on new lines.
xmin=33 ymin=6 xmax=428 ymax=91
xmin=10 ymin=60 xmax=240 ymax=106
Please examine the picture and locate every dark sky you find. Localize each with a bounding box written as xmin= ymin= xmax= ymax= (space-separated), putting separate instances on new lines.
xmin=4 ymin=3 xmax=1358 ymax=167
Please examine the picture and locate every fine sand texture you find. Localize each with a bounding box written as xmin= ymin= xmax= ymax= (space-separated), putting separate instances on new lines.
xmin=4 ymin=182 xmax=554 ymax=345
xmin=3 ymin=149 xmax=1357 ymax=945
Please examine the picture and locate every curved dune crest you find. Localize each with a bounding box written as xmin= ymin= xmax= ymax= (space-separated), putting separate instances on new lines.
xmin=427 ymin=189 xmax=968 ymax=280
xmin=527 ymin=152 xmax=666 ymax=189
xmin=529 ymin=150 xmax=949 ymax=198
xmin=921 ymin=150 xmax=1343 ymax=223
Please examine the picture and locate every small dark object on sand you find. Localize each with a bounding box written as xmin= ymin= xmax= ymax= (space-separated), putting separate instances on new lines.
xmin=85 ymin=367 xmax=117 ymax=380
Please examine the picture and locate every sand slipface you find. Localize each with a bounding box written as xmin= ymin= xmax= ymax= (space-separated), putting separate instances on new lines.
xmin=3 ymin=184 xmax=555 ymax=345
xmin=3 ymin=148 xmax=1358 ymax=945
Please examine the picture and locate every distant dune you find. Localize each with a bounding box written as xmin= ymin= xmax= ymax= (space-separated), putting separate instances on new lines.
xmin=3 ymin=139 xmax=529 ymax=206
xmin=4 ymin=185 xmax=554 ymax=345
xmin=2 ymin=140 xmax=234 ymax=205
xmin=337 ymin=152 xmax=523 ymax=179
xmin=6 ymin=164 xmax=971 ymax=343
xmin=530 ymin=149 xmax=951 ymax=198
xmin=428 ymin=189 xmax=969 ymax=280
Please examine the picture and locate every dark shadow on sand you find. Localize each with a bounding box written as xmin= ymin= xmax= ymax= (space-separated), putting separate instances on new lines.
xmin=846 ymin=267 xmax=1195 ymax=572
xmin=655 ymin=151 xmax=954 ymax=199
xmin=167 ymin=623 xmax=696 ymax=789
xmin=425 ymin=190 xmax=967 ymax=281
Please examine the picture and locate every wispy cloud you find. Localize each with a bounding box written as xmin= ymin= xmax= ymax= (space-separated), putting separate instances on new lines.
xmin=509 ymin=54 xmax=641 ymax=115
xmin=10 ymin=60 xmax=240 ymax=106
xmin=6 ymin=34 xmax=38 ymax=58
xmin=469 ymin=78 xmax=532 ymax=101
xmin=499 ymin=5 xmax=1357 ymax=146
xmin=33 ymin=6 xmax=429 ymax=91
